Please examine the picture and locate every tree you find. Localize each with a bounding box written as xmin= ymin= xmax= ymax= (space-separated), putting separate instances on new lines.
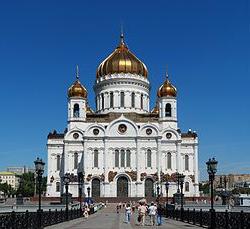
xmin=0 ymin=182 xmax=16 ymax=196
xmin=16 ymin=172 xmax=35 ymax=197
xmin=199 ymin=182 xmax=210 ymax=194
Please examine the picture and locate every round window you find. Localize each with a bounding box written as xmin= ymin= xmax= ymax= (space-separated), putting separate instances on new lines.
xmin=73 ymin=133 xmax=79 ymax=139
xmin=166 ymin=132 xmax=172 ymax=139
xmin=93 ymin=128 xmax=99 ymax=135
xmin=118 ymin=124 xmax=127 ymax=134
xmin=146 ymin=128 xmax=152 ymax=135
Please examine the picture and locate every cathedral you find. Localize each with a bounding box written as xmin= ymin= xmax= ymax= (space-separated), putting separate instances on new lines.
xmin=46 ymin=33 xmax=199 ymax=198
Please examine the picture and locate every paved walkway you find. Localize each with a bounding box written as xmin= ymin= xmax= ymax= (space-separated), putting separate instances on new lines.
xmin=46 ymin=204 xmax=201 ymax=229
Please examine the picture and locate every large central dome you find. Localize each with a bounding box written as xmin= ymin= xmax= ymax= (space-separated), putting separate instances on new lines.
xmin=96 ymin=34 xmax=148 ymax=78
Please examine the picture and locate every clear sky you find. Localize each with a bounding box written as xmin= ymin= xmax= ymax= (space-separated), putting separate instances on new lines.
xmin=0 ymin=0 xmax=249 ymax=180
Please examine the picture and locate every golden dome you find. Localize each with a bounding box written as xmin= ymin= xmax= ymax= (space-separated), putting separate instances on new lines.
xmin=68 ymin=80 xmax=87 ymax=98
xmin=157 ymin=76 xmax=177 ymax=98
xmin=68 ymin=66 xmax=87 ymax=98
xmin=96 ymin=34 xmax=148 ymax=78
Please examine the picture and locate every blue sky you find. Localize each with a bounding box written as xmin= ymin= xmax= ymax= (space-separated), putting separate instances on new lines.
xmin=0 ymin=0 xmax=249 ymax=180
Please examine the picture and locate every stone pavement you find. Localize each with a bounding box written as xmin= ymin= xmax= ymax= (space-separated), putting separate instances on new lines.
xmin=46 ymin=204 xmax=201 ymax=229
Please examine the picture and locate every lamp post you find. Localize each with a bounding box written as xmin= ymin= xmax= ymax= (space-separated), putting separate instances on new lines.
xmin=34 ymin=157 xmax=45 ymax=229
xmin=165 ymin=181 xmax=170 ymax=205
xmin=78 ymin=172 xmax=84 ymax=214
xmin=87 ymin=186 xmax=90 ymax=198
xmin=179 ymin=174 xmax=185 ymax=221
xmin=165 ymin=181 xmax=170 ymax=217
xmin=63 ymin=173 xmax=70 ymax=221
xmin=206 ymin=158 xmax=218 ymax=229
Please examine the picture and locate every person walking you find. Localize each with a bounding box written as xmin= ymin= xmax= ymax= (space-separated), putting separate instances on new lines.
xmin=138 ymin=202 xmax=147 ymax=226
xmin=148 ymin=202 xmax=157 ymax=226
xmin=157 ymin=203 xmax=164 ymax=226
xmin=125 ymin=203 xmax=132 ymax=223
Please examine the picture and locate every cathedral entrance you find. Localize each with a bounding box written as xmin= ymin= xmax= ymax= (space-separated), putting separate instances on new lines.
xmin=145 ymin=178 xmax=154 ymax=197
xmin=117 ymin=176 xmax=128 ymax=197
xmin=91 ymin=178 xmax=100 ymax=197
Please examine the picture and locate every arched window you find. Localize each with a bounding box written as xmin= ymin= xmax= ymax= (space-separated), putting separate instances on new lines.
xmin=147 ymin=149 xmax=152 ymax=167
xmin=165 ymin=103 xmax=171 ymax=117
xmin=115 ymin=150 xmax=119 ymax=167
xmin=74 ymin=152 xmax=78 ymax=169
xmin=126 ymin=150 xmax=131 ymax=167
xmin=101 ymin=93 xmax=104 ymax=110
xmin=121 ymin=149 xmax=125 ymax=167
xmin=56 ymin=182 xmax=60 ymax=192
xmin=56 ymin=155 xmax=60 ymax=171
xmin=140 ymin=94 xmax=143 ymax=109
xmin=131 ymin=92 xmax=135 ymax=108
xmin=110 ymin=92 xmax=114 ymax=108
xmin=94 ymin=150 xmax=98 ymax=168
xmin=120 ymin=92 xmax=125 ymax=107
xmin=73 ymin=104 xmax=80 ymax=117
xmin=185 ymin=155 xmax=189 ymax=171
xmin=185 ymin=182 xmax=189 ymax=192
xmin=167 ymin=152 xmax=172 ymax=169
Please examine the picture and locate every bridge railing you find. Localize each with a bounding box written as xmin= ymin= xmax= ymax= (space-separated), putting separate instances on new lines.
xmin=0 ymin=208 xmax=81 ymax=229
xmin=166 ymin=207 xmax=250 ymax=228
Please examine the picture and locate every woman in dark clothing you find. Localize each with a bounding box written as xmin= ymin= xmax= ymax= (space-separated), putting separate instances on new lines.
xmin=157 ymin=203 xmax=164 ymax=226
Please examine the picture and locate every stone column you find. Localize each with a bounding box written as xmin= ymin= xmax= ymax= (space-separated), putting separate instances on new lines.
xmin=176 ymin=142 xmax=181 ymax=172
xmin=194 ymin=144 xmax=199 ymax=196
xmin=157 ymin=138 xmax=161 ymax=182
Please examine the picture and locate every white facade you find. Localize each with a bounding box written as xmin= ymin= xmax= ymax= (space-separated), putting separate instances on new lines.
xmin=46 ymin=39 xmax=199 ymax=199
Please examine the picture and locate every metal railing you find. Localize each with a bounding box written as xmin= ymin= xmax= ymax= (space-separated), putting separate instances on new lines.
xmin=167 ymin=207 xmax=250 ymax=228
xmin=0 ymin=208 xmax=81 ymax=229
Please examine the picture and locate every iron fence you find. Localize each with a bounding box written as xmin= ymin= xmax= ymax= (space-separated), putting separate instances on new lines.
xmin=167 ymin=207 xmax=250 ymax=229
xmin=0 ymin=208 xmax=81 ymax=229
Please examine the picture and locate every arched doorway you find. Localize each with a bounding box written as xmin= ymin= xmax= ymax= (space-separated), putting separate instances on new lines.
xmin=117 ymin=176 xmax=128 ymax=197
xmin=145 ymin=178 xmax=154 ymax=197
xmin=91 ymin=178 xmax=100 ymax=197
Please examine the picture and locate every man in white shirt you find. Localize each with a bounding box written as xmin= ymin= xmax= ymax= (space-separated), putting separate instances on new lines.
xmin=148 ymin=202 xmax=157 ymax=226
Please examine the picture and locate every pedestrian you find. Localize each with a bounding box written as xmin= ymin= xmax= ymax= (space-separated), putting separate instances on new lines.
xmin=148 ymin=202 xmax=157 ymax=226
xmin=116 ymin=205 xmax=119 ymax=214
xmin=125 ymin=203 xmax=132 ymax=223
xmin=157 ymin=203 xmax=164 ymax=226
xmin=138 ymin=202 xmax=147 ymax=226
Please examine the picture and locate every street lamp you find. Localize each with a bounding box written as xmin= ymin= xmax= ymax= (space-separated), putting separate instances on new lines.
xmin=206 ymin=157 xmax=218 ymax=229
xmin=34 ymin=157 xmax=45 ymax=229
xmin=63 ymin=173 xmax=70 ymax=221
xmin=165 ymin=181 xmax=170 ymax=205
xmin=87 ymin=186 xmax=90 ymax=198
xmin=78 ymin=172 xmax=84 ymax=214
xmin=179 ymin=174 xmax=185 ymax=221
xmin=165 ymin=181 xmax=170 ymax=217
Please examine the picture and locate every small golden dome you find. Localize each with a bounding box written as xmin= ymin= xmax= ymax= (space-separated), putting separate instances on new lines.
xmin=157 ymin=76 xmax=177 ymax=98
xmin=68 ymin=80 xmax=87 ymax=98
xmin=68 ymin=66 xmax=87 ymax=98
xmin=96 ymin=34 xmax=148 ymax=78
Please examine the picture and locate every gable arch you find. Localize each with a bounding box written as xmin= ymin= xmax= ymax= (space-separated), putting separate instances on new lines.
xmin=84 ymin=123 xmax=105 ymax=137
xmin=139 ymin=123 xmax=159 ymax=136
xmin=64 ymin=127 xmax=84 ymax=140
xmin=106 ymin=115 xmax=138 ymax=137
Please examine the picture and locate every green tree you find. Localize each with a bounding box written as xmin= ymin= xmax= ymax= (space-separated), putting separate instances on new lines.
xmin=16 ymin=172 xmax=35 ymax=197
xmin=199 ymin=182 xmax=210 ymax=194
xmin=0 ymin=182 xmax=16 ymax=196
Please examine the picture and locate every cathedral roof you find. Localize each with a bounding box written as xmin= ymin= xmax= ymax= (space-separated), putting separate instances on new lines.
xmin=47 ymin=130 xmax=64 ymax=139
xmin=96 ymin=33 xmax=148 ymax=78
xmin=85 ymin=112 xmax=158 ymax=123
